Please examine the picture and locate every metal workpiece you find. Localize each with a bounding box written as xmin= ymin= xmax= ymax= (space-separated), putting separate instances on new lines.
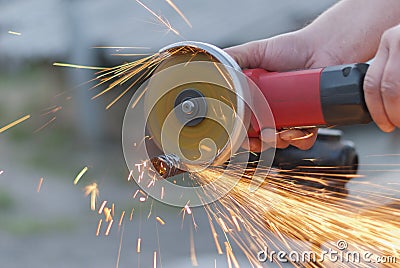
xmin=150 ymin=154 xmax=186 ymax=179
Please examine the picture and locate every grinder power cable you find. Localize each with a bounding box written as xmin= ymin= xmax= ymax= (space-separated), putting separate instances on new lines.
xmin=128 ymin=41 xmax=371 ymax=179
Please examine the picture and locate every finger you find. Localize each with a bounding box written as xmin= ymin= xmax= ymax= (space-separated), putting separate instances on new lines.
xmin=380 ymin=32 xmax=400 ymax=128
xmin=241 ymin=138 xmax=262 ymax=152
xmin=260 ymin=128 xmax=289 ymax=149
xmin=364 ymin=34 xmax=395 ymax=132
xmin=279 ymin=128 xmax=318 ymax=150
xmin=224 ymin=41 xmax=266 ymax=69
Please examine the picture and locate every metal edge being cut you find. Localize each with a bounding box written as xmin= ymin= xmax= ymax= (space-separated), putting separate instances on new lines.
xmin=158 ymin=41 xmax=250 ymax=166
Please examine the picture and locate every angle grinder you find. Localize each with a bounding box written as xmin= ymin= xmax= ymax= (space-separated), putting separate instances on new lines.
xmin=141 ymin=41 xmax=371 ymax=178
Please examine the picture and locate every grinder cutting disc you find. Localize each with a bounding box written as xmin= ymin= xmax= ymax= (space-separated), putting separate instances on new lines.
xmin=144 ymin=42 xmax=250 ymax=166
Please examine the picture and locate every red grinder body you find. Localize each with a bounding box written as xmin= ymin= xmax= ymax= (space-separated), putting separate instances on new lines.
xmin=243 ymin=63 xmax=371 ymax=137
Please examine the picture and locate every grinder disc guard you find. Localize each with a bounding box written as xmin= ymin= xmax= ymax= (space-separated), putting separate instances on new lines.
xmin=144 ymin=47 xmax=250 ymax=167
xmin=122 ymin=42 xmax=276 ymax=206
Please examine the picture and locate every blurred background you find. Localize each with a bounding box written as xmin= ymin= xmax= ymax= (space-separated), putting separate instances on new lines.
xmin=1 ymin=0 xmax=399 ymax=267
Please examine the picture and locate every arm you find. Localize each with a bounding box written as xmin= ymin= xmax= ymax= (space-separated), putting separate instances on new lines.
xmin=302 ymin=0 xmax=400 ymax=65
xmin=226 ymin=0 xmax=400 ymax=152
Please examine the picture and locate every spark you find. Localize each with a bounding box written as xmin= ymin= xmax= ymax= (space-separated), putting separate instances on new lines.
xmin=136 ymin=238 xmax=142 ymax=253
xmin=291 ymin=131 xmax=315 ymax=141
xmin=135 ymin=0 xmax=180 ymax=36
xmin=130 ymin=208 xmax=135 ymax=221
xmin=133 ymin=189 xmax=140 ymax=199
xmin=111 ymin=203 xmax=115 ymax=217
xmin=0 ymin=114 xmax=31 ymax=134
xmin=189 ymin=226 xmax=198 ymax=266
xmin=104 ymin=207 xmax=112 ymax=222
xmin=36 ymin=178 xmax=44 ymax=193
xmin=74 ymin=166 xmax=88 ymax=185
xmin=218 ymin=218 xmax=230 ymax=233
xmin=118 ymin=211 xmax=126 ymax=227
xmin=155 ymin=216 xmax=165 ymax=225
xmin=41 ymin=106 xmax=62 ymax=116
xmin=165 ymin=0 xmax=192 ymax=28
xmin=105 ymin=219 xmax=114 ymax=236
xmin=229 ymin=210 xmax=241 ymax=232
xmin=128 ymin=153 xmax=400 ymax=266
xmin=53 ymin=62 xmax=107 ymax=70
xmin=184 ymin=204 xmax=192 ymax=215
xmin=161 ymin=186 xmax=165 ymax=199
xmin=84 ymin=182 xmax=99 ymax=211
xmin=34 ymin=116 xmax=56 ymax=133
xmin=139 ymin=196 xmax=146 ymax=202
xmin=205 ymin=210 xmax=223 ymax=255
xmin=8 ymin=30 xmax=21 ymax=36
xmin=96 ymin=219 xmax=102 ymax=236
xmin=116 ymin=225 xmax=124 ymax=268
xmin=213 ymin=62 xmax=233 ymax=90
xmin=192 ymin=166 xmax=400 ymax=267
xmin=98 ymin=201 xmax=107 ymax=214
xmin=153 ymin=251 xmax=157 ymax=268
xmin=225 ymin=242 xmax=239 ymax=268
xmin=0 ymin=170 xmax=3 ymax=175
xmin=127 ymin=170 xmax=134 ymax=181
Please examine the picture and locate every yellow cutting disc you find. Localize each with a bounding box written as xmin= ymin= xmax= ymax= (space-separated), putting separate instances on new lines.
xmin=144 ymin=46 xmax=244 ymax=166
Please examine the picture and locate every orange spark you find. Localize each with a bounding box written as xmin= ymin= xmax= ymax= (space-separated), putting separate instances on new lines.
xmin=136 ymin=238 xmax=142 ymax=253
xmin=119 ymin=211 xmax=126 ymax=227
xmin=96 ymin=219 xmax=102 ymax=236
xmin=185 ymin=204 xmax=192 ymax=215
xmin=36 ymin=178 xmax=44 ymax=193
xmin=161 ymin=186 xmax=165 ymax=199
xmin=155 ymin=217 xmax=165 ymax=225
xmin=34 ymin=116 xmax=56 ymax=133
xmin=8 ymin=30 xmax=21 ymax=36
xmin=135 ymin=0 xmax=180 ymax=36
xmin=41 ymin=105 xmax=62 ymax=116
xmin=133 ymin=189 xmax=140 ymax=199
xmin=130 ymin=208 xmax=135 ymax=221
xmin=190 ymin=226 xmax=198 ymax=266
xmin=105 ymin=219 xmax=114 ymax=236
xmin=98 ymin=201 xmax=107 ymax=214
xmin=116 ymin=225 xmax=124 ymax=268
xmin=0 ymin=114 xmax=31 ymax=134
xmin=127 ymin=170 xmax=134 ymax=181
xmin=165 ymin=0 xmax=192 ymax=28
xmin=84 ymin=182 xmax=99 ymax=211
xmin=104 ymin=207 xmax=112 ymax=222
xmin=74 ymin=166 xmax=88 ymax=185
xmin=224 ymin=242 xmax=239 ymax=268
xmin=53 ymin=62 xmax=106 ymax=70
xmin=153 ymin=251 xmax=157 ymax=268
xmin=218 ymin=218 xmax=230 ymax=233
xmin=208 ymin=217 xmax=223 ymax=255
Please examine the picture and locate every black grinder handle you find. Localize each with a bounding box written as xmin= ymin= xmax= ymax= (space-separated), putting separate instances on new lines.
xmin=320 ymin=63 xmax=372 ymax=125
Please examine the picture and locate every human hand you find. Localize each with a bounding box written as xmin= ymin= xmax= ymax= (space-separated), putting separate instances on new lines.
xmin=225 ymin=31 xmax=339 ymax=152
xmin=364 ymin=24 xmax=400 ymax=133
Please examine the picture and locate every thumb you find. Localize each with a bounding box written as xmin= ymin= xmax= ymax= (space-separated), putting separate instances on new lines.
xmin=224 ymin=40 xmax=267 ymax=69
